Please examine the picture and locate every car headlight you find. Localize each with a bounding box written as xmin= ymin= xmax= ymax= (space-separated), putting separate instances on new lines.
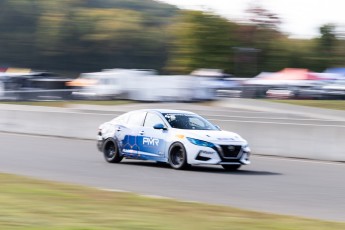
xmin=242 ymin=144 xmax=251 ymax=152
xmin=186 ymin=137 xmax=215 ymax=148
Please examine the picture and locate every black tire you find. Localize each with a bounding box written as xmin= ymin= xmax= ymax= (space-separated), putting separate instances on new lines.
xmin=156 ymin=161 xmax=167 ymax=166
xmin=103 ymin=140 xmax=123 ymax=163
xmin=168 ymin=142 xmax=189 ymax=170
xmin=222 ymin=165 xmax=241 ymax=171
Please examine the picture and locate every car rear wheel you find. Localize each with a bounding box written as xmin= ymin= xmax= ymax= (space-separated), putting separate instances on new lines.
xmin=168 ymin=143 xmax=189 ymax=170
xmin=103 ymin=141 xmax=122 ymax=163
xmin=222 ymin=165 xmax=241 ymax=171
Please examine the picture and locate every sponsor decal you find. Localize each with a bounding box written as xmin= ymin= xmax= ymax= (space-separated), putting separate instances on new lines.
xmin=143 ymin=137 xmax=160 ymax=146
xmin=122 ymin=149 xmax=137 ymax=154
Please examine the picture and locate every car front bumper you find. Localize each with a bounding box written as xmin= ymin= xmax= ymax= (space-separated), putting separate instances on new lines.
xmin=185 ymin=142 xmax=250 ymax=166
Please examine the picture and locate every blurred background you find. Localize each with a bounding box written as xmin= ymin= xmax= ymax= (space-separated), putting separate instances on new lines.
xmin=0 ymin=0 xmax=345 ymax=101
xmin=2 ymin=1 xmax=345 ymax=226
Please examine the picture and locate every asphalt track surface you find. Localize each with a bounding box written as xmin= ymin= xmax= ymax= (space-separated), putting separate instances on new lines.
xmin=1 ymin=131 xmax=345 ymax=222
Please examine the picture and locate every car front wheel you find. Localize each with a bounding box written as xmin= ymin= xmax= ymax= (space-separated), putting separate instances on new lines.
xmin=103 ymin=141 xmax=123 ymax=163
xmin=168 ymin=143 xmax=189 ymax=170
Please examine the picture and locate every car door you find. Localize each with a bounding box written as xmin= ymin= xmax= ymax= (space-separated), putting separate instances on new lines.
xmin=136 ymin=112 xmax=168 ymax=161
xmin=120 ymin=111 xmax=147 ymax=158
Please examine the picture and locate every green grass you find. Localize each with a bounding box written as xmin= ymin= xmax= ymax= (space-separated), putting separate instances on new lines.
xmin=0 ymin=100 xmax=134 ymax=107
xmin=3 ymin=99 xmax=345 ymax=111
xmin=0 ymin=173 xmax=344 ymax=230
xmin=267 ymin=100 xmax=345 ymax=110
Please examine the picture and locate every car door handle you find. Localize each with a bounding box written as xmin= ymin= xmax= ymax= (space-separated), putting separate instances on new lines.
xmin=139 ymin=131 xmax=145 ymax=135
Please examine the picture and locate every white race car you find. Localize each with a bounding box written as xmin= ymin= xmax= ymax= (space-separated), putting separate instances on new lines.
xmin=97 ymin=109 xmax=251 ymax=170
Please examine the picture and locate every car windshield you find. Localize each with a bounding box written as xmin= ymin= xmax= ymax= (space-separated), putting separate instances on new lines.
xmin=162 ymin=113 xmax=219 ymax=130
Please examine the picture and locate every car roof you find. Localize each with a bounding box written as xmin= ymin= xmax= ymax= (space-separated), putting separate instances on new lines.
xmin=133 ymin=109 xmax=195 ymax=115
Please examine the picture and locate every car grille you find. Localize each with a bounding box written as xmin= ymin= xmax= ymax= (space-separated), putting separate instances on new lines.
xmin=220 ymin=145 xmax=242 ymax=158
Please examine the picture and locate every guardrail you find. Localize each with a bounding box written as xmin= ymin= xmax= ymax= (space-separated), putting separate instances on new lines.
xmin=0 ymin=104 xmax=344 ymax=162
xmin=215 ymin=119 xmax=345 ymax=162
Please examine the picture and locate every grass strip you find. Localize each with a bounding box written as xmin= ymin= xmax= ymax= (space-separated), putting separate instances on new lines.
xmin=267 ymin=100 xmax=345 ymax=110
xmin=0 ymin=173 xmax=344 ymax=230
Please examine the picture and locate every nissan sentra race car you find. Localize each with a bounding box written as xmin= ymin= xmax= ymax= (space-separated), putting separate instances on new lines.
xmin=97 ymin=109 xmax=251 ymax=170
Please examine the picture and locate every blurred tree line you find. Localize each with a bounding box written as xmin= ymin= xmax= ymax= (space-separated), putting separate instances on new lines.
xmin=0 ymin=0 xmax=344 ymax=77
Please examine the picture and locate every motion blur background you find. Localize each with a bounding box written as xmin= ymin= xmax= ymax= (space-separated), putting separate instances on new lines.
xmin=0 ymin=0 xmax=345 ymax=102
xmin=2 ymin=1 xmax=345 ymax=227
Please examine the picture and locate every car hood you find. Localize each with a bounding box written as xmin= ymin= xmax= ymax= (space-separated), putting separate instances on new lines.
xmin=178 ymin=129 xmax=246 ymax=144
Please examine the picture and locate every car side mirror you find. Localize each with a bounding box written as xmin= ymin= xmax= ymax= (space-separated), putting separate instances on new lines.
xmin=153 ymin=123 xmax=167 ymax=130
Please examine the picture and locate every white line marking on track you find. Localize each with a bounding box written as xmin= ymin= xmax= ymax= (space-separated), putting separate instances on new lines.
xmin=97 ymin=188 xmax=206 ymax=205
xmin=254 ymin=155 xmax=345 ymax=166
xmin=97 ymin=188 xmax=173 ymax=200
xmin=207 ymin=118 xmax=345 ymax=128
xmin=201 ymin=114 xmax=340 ymax=122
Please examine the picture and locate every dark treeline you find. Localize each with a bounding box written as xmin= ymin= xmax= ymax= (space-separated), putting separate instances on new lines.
xmin=0 ymin=0 xmax=344 ymax=76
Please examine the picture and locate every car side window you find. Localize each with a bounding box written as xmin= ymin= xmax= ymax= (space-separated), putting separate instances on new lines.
xmin=189 ymin=117 xmax=206 ymax=129
xmin=144 ymin=113 xmax=164 ymax=128
xmin=127 ymin=111 xmax=147 ymax=126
